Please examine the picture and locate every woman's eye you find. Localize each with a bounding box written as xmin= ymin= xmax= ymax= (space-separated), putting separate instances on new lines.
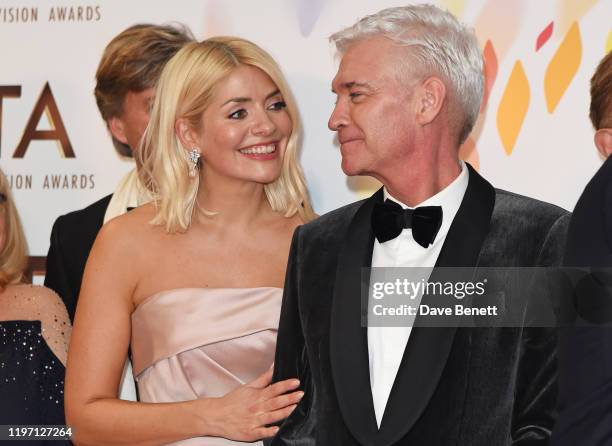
xmin=268 ymin=100 xmax=287 ymax=111
xmin=228 ymin=109 xmax=247 ymax=119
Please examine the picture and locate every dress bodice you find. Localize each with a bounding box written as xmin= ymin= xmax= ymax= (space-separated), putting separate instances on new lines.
xmin=0 ymin=320 xmax=70 ymax=444
xmin=131 ymin=287 xmax=282 ymax=445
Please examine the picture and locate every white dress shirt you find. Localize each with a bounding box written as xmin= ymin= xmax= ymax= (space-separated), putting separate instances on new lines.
xmin=368 ymin=161 xmax=469 ymax=427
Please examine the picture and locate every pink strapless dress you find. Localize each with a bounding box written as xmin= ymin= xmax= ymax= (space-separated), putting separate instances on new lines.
xmin=131 ymin=287 xmax=282 ymax=445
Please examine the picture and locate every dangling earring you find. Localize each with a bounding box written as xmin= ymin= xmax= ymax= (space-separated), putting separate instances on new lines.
xmin=187 ymin=147 xmax=201 ymax=178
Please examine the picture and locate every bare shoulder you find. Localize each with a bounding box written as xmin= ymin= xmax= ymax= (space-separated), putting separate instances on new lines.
xmin=272 ymin=213 xmax=305 ymax=241
xmin=93 ymin=203 xmax=161 ymax=260
xmin=99 ymin=202 xmax=158 ymax=240
xmin=0 ymin=284 xmax=67 ymax=321
xmin=0 ymin=284 xmax=70 ymax=364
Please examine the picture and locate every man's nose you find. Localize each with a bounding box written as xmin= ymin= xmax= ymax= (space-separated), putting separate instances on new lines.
xmin=328 ymin=100 xmax=348 ymax=131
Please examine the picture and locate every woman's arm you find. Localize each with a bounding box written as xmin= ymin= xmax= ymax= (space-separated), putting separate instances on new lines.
xmin=65 ymin=218 xmax=302 ymax=446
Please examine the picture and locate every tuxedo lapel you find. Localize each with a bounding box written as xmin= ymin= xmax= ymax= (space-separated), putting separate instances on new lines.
xmin=330 ymin=188 xmax=382 ymax=444
xmin=377 ymin=164 xmax=496 ymax=445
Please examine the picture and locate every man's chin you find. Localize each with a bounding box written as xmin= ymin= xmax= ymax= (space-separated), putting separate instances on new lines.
xmin=340 ymin=160 xmax=363 ymax=177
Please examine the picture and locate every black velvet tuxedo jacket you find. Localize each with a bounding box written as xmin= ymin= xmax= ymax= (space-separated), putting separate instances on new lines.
xmin=553 ymin=156 xmax=612 ymax=446
xmin=45 ymin=194 xmax=112 ymax=322
xmin=269 ymin=165 xmax=570 ymax=446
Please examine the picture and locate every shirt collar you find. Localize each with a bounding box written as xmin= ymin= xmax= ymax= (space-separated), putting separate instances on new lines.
xmin=383 ymin=160 xmax=469 ymax=243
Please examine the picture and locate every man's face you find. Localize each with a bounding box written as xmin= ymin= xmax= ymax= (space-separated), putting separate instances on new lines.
xmin=109 ymin=87 xmax=155 ymax=155
xmin=329 ymin=36 xmax=418 ymax=180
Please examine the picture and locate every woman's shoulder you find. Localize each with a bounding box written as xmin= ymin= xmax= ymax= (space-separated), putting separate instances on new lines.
xmin=281 ymin=211 xmax=319 ymax=233
xmin=96 ymin=203 xmax=161 ymax=249
xmin=1 ymin=284 xmax=68 ymax=323
xmin=0 ymin=284 xmax=71 ymax=365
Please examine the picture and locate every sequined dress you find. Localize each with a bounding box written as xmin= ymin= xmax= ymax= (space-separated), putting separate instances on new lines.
xmin=0 ymin=320 xmax=68 ymax=444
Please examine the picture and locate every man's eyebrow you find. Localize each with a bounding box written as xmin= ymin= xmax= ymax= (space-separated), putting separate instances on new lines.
xmin=344 ymin=81 xmax=372 ymax=89
xmin=331 ymin=81 xmax=373 ymax=94
xmin=222 ymin=89 xmax=281 ymax=106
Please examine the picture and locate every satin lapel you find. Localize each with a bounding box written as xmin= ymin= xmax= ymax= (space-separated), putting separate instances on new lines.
xmin=377 ymin=163 xmax=496 ymax=445
xmin=330 ymin=188 xmax=383 ymax=444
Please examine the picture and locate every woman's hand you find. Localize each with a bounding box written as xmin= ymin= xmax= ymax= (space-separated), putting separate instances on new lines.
xmin=201 ymin=367 xmax=303 ymax=441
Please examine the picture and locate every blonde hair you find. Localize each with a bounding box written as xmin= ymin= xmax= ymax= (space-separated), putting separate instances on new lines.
xmin=0 ymin=169 xmax=28 ymax=289
xmin=139 ymin=37 xmax=314 ymax=232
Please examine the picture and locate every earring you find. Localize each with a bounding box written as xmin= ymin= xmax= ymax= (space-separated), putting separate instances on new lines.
xmin=187 ymin=147 xmax=201 ymax=178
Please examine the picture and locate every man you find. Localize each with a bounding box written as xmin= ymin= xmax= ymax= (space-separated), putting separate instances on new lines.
xmin=552 ymin=51 xmax=612 ymax=446
xmin=270 ymin=5 xmax=568 ymax=445
xmin=45 ymin=24 xmax=193 ymax=322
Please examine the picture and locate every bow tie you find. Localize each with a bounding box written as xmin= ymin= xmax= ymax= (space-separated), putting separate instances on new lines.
xmin=372 ymin=199 xmax=443 ymax=247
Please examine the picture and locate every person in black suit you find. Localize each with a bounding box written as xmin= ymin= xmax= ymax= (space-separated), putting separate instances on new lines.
xmin=269 ymin=5 xmax=568 ymax=445
xmin=45 ymin=24 xmax=193 ymax=322
xmin=552 ymin=51 xmax=612 ymax=445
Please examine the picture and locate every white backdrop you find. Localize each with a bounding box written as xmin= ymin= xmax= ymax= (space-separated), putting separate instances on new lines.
xmin=0 ymin=0 xmax=610 ymax=257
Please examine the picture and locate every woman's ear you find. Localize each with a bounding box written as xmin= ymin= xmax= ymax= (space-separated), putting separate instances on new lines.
xmin=175 ymin=118 xmax=199 ymax=150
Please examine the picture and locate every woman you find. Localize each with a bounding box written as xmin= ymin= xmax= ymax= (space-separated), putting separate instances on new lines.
xmin=0 ymin=168 xmax=72 ymax=439
xmin=65 ymin=37 xmax=315 ymax=445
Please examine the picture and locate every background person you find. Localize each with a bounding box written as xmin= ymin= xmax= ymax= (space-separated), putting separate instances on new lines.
xmin=45 ymin=23 xmax=194 ymax=322
xmin=45 ymin=22 xmax=193 ymax=403
xmin=0 ymin=168 xmax=71 ymax=440
xmin=553 ymin=50 xmax=612 ymax=446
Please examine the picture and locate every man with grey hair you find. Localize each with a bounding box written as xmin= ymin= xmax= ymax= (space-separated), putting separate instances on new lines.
xmin=269 ymin=4 xmax=568 ymax=445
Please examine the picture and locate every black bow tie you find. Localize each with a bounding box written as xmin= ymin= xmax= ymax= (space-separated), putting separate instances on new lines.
xmin=372 ymin=199 xmax=443 ymax=247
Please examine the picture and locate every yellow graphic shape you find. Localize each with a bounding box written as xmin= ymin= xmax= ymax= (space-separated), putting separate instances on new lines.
xmin=557 ymin=0 xmax=598 ymax=36
xmin=440 ymin=0 xmax=466 ymax=18
xmin=497 ymin=61 xmax=530 ymax=156
xmin=544 ymin=22 xmax=582 ymax=113
xmin=607 ymin=29 xmax=612 ymax=54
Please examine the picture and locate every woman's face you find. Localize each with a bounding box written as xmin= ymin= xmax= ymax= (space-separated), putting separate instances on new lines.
xmin=194 ymin=64 xmax=292 ymax=185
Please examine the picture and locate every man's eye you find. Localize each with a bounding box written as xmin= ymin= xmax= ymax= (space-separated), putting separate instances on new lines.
xmin=349 ymin=92 xmax=363 ymax=100
xmin=268 ymin=100 xmax=287 ymax=111
xmin=228 ymin=109 xmax=247 ymax=119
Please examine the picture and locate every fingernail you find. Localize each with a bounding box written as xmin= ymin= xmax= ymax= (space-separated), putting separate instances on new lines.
xmin=297 ymin=391 xmax=304 ymax=399
xmin=293 ymin=379 xmax=300 ymax=386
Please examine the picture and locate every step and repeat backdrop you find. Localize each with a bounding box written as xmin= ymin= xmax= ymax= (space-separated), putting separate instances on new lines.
xmin=0 ymin=0 xmax=610 ymax=263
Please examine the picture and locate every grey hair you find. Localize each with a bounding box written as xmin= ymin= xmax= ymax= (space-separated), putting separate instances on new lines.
xmin=330 ymin=4 xmax=484 ymax=144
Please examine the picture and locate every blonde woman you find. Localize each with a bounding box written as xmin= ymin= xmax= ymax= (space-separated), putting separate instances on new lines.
xmin=65 ymin=37 xmax=315 ymax=445
xmin=0 ymin=168 xmax=71 ymax=430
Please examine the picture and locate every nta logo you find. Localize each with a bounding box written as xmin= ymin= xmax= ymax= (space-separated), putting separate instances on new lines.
xmin=0 ymin=82 xmax=74 ymax=158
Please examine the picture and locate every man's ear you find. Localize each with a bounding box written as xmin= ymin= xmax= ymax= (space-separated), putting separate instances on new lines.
xmin=594 ymin=128 xmax=612 ymax=158
xmin=415 ymin=76 xmax=446 ymax=126
xmin=108 ymin=116 xmax=129 ymax=145
xmin=175 ymin=118 xmax=199 ymax=151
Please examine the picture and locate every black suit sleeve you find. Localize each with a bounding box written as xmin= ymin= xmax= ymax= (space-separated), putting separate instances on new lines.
xmin=512 ymin=214 xmax=569 ymax=445
xmin=267 ymin=226 xmax=312 ymax=445
xmin=44 ymin=217 xmax=76 ymax=322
